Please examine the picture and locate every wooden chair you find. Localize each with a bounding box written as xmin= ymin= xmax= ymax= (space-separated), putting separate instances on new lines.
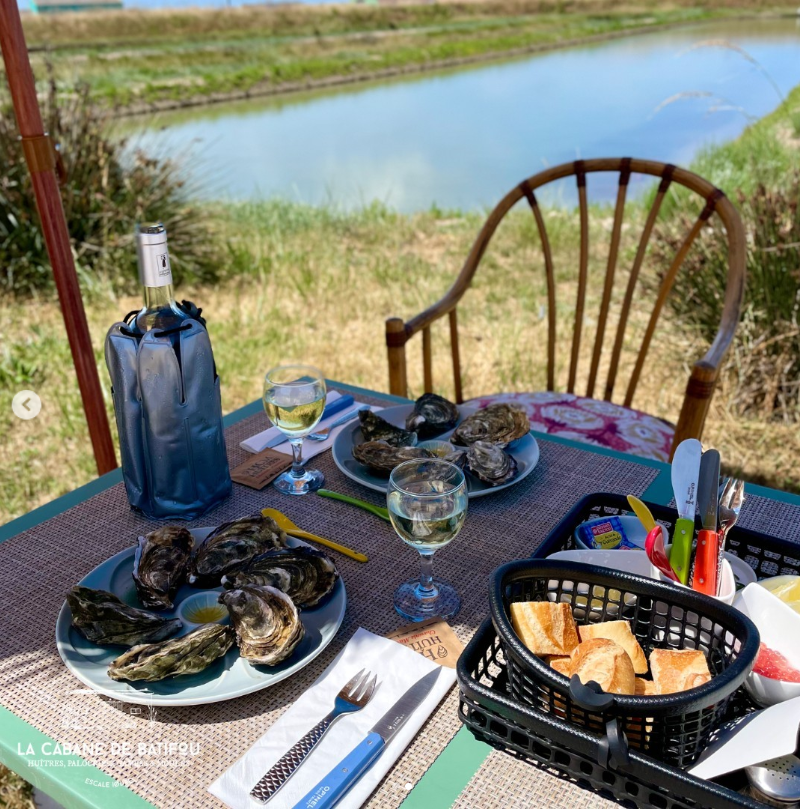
xmin=384 ymin=158 xmax=746 ymax=462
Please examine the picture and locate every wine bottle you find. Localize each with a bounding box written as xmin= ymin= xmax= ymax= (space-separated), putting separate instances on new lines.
xmin=135 ymin=222 xmax=188 ymax=332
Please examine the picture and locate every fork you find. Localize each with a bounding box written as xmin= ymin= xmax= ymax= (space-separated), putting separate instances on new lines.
xmin=249 ymin=669 xmax=377 ymax=803
xmin=717 ymin=478 xmax=745 ymax=595
xmin=307 ymin=406 xmax=369 ymax=442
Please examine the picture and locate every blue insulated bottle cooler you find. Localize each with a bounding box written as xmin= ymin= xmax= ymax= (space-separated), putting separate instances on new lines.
xmin=105 ymin=314 xmax=231 ymax=520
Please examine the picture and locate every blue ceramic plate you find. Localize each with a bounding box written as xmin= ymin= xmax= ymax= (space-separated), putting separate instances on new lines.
xmin=55 ymin=528 xmax=346 ymax=706
xmin=331 ymin=403 xmax=539 ymax=498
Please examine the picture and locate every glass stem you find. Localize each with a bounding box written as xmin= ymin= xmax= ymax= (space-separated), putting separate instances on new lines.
xmin=289 ymin=437 xmax=305 ymax=479
xmin=418 ymin=551 xmax=436 ymax=596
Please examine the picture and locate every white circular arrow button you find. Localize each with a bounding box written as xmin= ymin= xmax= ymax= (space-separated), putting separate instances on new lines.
xmin=12 ymin=390 xmax=42 ymax=420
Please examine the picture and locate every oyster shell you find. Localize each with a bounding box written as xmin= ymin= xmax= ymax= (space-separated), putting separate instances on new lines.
xmin=358 ymin=410 xmax=417 ymax=447
xmin=66 ymin=586 xmax=182 ymax=647
xmin=132 ymin=525 xmax=193 ymax=610
xmin=219 ymin=584 xmax=304 ymax=666
xmin=221 ymin=546 xmax=339 ymax=609
xmin=352 ymin=441 xmax=433 ymax=475
xmin=450 ymin=403 xmax=529 ymax=447
xmin=107 ymin=623 xmax=235 ymax=682
xmin=405 ymin=393 xmax=459 ymax=438
xmin=188 ymin=515 xmax=287 ymax=588
xmin=465 ymin=440 xmax=519 ymax=486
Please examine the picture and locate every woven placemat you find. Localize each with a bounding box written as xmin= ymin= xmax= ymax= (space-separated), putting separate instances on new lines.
xmin=0 ymin=392 xmax=659 ymax=808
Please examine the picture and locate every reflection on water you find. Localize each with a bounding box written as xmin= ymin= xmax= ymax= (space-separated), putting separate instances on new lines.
xmin=125 ymin=18 xmax=800 ymax=210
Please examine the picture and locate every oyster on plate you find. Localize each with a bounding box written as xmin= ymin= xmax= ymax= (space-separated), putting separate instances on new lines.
xmin=405 ymin=393 xmax=459 ymax=438
xmin=66 ymin=586 xmax=182 ymax=646
xmin=465 ymin=441 xmax=519 ymax=486
xmin=219 ymin=584 xmax=304 ymax=666
xmin=450 ymin=403 xmax=530 ymax=448
xmin=132 ymin=525 xmax=193 ymax=610
xmin=352 ymin=441 xmax=433 ymax=475
xmin=358 ymin=409 xmax=417 ymax=447
xmin=221 ymin=546 xmax=339 ymax=609
xmin=107 ymin=623 xmax=235 ymax=682
xmin=188 ymin=514 xmax=287 ymax=588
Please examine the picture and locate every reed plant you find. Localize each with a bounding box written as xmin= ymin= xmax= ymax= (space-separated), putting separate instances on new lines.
xmin=0 ymin=75 xmax=220 ymax=296
xmin=654 ymin=173 xmax=800 ymax=420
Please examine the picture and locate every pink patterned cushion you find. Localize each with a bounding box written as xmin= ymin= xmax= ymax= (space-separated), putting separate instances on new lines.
xmin=465 ymin=392 xmax=674 ymax=463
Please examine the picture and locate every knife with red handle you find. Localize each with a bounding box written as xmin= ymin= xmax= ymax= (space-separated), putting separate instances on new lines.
xmin=693 ymin=449 xmax=721 ymax=596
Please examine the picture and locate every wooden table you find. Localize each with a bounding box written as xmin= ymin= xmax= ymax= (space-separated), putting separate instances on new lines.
xmin=1 ymin=380 xmax=798 ymax=809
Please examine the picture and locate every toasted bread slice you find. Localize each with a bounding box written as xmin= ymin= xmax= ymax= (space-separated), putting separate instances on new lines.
xmin=578 ymin=620 xmax=648 ymax=674
xmin=509 ymin=601 xmax=579 ymax=657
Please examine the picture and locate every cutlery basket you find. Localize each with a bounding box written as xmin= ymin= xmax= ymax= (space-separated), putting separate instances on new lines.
xmin=489 ymin=559 xmax=759 ymax=769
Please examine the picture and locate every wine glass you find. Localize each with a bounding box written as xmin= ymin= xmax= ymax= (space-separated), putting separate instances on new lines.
xmin=387 ymin=458 xmax=468 ymax=622
xmin=263 ymin=365 xmax=326 ymax=495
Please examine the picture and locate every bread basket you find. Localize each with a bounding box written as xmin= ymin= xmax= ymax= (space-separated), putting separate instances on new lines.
xmin=490 ymin=559 xmax=760 ymax=768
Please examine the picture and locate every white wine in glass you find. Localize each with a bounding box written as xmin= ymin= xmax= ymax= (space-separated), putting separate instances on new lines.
xmin=263 ymin=365 xmax=326 ymax=495
xmin=387 ymin=459 xmax=467 ymax=621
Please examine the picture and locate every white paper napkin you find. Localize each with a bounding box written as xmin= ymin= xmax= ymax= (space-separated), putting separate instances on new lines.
xmin=209 ymin=628 xmax=456 ymax=809
xmin=240 ymin=392 xmax=372 ymax=455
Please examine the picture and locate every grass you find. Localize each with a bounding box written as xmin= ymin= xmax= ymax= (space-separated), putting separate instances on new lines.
xmin=0 ymin=769 xmax=34 ymax=809
xmin=17 ymin=0 xmax=794 ymax=108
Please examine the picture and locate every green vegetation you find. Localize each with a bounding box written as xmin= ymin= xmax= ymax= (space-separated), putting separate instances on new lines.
xmin=654 ymin=83 xmax=800 ymax=425
xmin=0 ymin=78 xmax=220 ymax=295
xmin=18 ymin=0 xmax=792 ymax=109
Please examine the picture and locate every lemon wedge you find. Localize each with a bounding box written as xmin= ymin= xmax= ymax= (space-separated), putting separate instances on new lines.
xmin=759 ymin=575 xmax=800 ymax=614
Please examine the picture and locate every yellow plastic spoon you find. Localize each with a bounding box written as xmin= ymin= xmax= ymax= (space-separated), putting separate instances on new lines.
xmin=261 ymin=508 xmax=369 ymax=563
xmin=626 ymin=495 xmax=656 ymax=533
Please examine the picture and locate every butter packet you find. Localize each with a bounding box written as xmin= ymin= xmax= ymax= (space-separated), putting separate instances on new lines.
xmin=577 ymin=516 xmax=640 ymax=550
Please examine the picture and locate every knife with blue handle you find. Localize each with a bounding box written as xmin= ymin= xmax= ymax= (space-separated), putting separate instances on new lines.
xmin=263 ymin=394 xmax=354 ymax=449
xmin=293 ymin=667 xmax=441 ymax=809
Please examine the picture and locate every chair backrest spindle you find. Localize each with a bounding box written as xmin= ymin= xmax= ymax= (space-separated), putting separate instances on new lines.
xmin=587 ymin=158 xmax=631 ymax=398
xmin=449 ymin=308 xmax=463 ymax=403
xmin=422 ymin=325 xmax=433 ymax=393
xmin=568 ymin=161 xmax=589 ymax=393
xmin=520 ymin=182 xmax=557 ymax=391
xmin=624 ymin=188 xmax=724 ymax=406
xmin=605 ymin=164 xmax=674 ymax=401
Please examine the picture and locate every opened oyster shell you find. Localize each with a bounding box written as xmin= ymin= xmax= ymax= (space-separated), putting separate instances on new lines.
xmin=358 ymin=410 xmax=417 ymax=447
xmin=450 ymin=403 xmax=529 ymax=448
xmin=219 ymin=584 xmax=304 ymax=666
xmin=352 ymin=441 xmax=433 ymax=475
xmin=221 ymin=546 xmax=339 ymax=609
xmin=132 ymin=525 xmax=193 ymax=610
xmin=188 ymin=515 xmax=287 ymax=588
xmin=405 ymin=393 xmax=459 ymax=438
xmin=465 ymin=440 xmax=519 ymax=486
xmin=66 ymin=586 xmax=182 ymax=647
xmin=107 ymin=623 xmax=235 ymax=682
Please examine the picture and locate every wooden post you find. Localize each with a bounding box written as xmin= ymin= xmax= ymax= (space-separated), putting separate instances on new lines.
xmin=0 ymin=0 xmax=117 ymax=475
xmin=385 ymin=317 xmax=408 ymax=398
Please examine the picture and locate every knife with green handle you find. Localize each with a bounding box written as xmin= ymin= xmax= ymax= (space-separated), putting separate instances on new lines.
xmin=669 ymin=438 xmax=702 ymax=584
xmin=316 ymin=489 xmax=391 ymax=522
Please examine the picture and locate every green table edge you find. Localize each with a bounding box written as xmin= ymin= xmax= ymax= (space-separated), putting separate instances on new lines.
xmin=3 ymin=380 xmax=800 ymax=809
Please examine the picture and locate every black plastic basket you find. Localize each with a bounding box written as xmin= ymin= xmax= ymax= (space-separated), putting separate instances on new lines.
xmin=458 ymin=618 xmax=765 ymax=809
xmin=456 ymin=491 xmax=800 ymax=807
xmin=535 ymin=493 xmax=800 ymax=583
xmin=490 ymin=559 xmax=759 ymax=768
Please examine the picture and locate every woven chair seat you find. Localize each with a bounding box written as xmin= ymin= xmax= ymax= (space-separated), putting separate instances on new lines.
xmin=464 ymin=392 xmax=674 ymax=463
